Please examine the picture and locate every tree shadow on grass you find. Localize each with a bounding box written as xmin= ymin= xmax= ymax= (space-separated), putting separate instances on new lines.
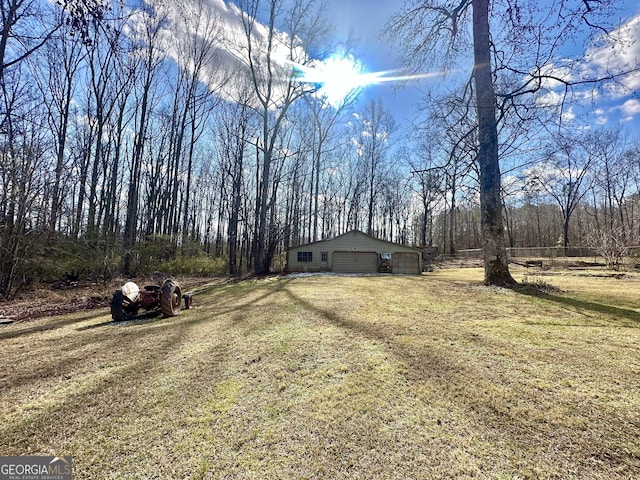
xmin=76 ymin=310 xmax=168 ymax=330
xmin=280 ymin=284 xmax=461 ymax=380
xmin=279 ymin=281 xmax=640 ymax=476
xmin=0 ymin=315 xmax=195 ymax=455
xmin=0 ymin=310 xmax=108 ymax=341
xmin=511 ymin=284 xmax=640 ymax=328
xmin=2 ymin=279 xmax=290 ymax=340
xmin=1 ymin=279 xmax=296 ymax=456
xmin=192 ymin=278 xmax=293 ymax=330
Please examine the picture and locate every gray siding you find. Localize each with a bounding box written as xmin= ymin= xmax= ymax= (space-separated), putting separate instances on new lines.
xmin=287 ymin=230 xmax=422 ymax=274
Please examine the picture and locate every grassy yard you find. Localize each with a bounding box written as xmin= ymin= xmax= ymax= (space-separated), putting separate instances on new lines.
xmin=1 ymin=268 xmax=639 ymax=479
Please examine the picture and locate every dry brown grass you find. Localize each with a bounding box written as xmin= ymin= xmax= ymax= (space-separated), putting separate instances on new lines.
xmin=1 ymin=270 xmax=639 ymax=479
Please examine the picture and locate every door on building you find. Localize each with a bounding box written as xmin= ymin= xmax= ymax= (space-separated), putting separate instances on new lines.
xmin=332 ymin=251 xmax=378 ymax=273
xmin=391 ymin=252 xmax=421 ymax=274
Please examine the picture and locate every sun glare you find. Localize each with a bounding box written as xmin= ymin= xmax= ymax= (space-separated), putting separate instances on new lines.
xmin=315 ymin=55 xmax=365 ymax=105
xmin=292 ymin=53 xmax=447 ymax=107
xmin=294 ymin=54 xmax=366 ymax=106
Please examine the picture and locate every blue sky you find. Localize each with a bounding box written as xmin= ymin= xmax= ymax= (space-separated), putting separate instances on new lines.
xmin=150 ymin=0 xmax=640 ymax=134
xmin=326 ymin=0 xmax=419 ymax=126
xmin=324 ymin=0 xmax=640 ymax=133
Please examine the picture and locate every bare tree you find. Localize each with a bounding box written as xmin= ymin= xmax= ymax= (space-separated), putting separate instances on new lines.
xmin=122 ymin=5 xmax=167 ymax=274
xmin=1 ymin=0 xmax=110 ymax=82
xmin=304 ymin=77 xmax=360 ymax=241
xmin=21 ymin=8 xmax=85 ymax=234
xmin=235 ymin=0 xmax=329 ymax=274
xmin=624 ymin=141 xmax=640 ymax=238
xmin=437 ymin=95 xmax=477 ymax=254
xmin=0 ymin=80 xmax=49 ymax=296
xmin=406 ymin=144 xmax=443 ymax=248
xmin=214 ymin=87 xmax=258 ymax=275
xmin=81 ymin=9 xmax=130 ymax=240
xmin=351 ymin=99 xmax=395 ymax=236
xmin=588 ymin=127 xmax=634 ymax=234
xmin=526 ymin=132 xmax=595 ymax=249
xmin=387 ymin=0 xmax=637 ymax=284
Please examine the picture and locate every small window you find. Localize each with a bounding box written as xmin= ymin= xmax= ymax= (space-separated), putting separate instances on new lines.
xmin=380 ymin=252 xmax=392 ymax=261
xmin=297 ymin=251 xmax=313 ymax=262
xmin=321 ymin=252 xmax=328 ymax=262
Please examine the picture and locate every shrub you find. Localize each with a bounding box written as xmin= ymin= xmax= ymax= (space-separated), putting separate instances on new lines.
xmin=584 ymin=223 xmax=639 ymax=271
xmin=155 ymin=254 xmax=227 ymax=277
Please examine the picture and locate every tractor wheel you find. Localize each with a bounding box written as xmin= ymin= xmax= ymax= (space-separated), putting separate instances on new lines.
xmin=160 ymin=280 xmax=182 ymax=317
xmin=110 ymin=290 xmax=125 ymax=322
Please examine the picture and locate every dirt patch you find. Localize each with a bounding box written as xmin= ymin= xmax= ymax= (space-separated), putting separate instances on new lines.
xmin=0 ymin=285 xmax=112 ymax=323
xmin=0 ymin=277 xmax=217 ymax=323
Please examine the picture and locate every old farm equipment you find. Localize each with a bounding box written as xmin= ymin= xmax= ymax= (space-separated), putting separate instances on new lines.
xmin=110 ymin=278 xmax=191 ymax=322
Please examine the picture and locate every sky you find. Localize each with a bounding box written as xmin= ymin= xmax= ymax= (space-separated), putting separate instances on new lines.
xmin=322 ymin=0 xmax=640 ymax=133
xmin=324 ymin=0 xmax=420 ymax=125
xmin=144 ymin=0 xmax=640 ymax=135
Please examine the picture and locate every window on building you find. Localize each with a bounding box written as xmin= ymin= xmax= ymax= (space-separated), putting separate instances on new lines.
xmin=321 ymin=252 xmax=328 ymax=262
xmin=297 ymin=251 xmax=313 ymax=262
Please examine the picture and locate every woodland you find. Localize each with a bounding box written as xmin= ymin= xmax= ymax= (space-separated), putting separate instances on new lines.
xmin=1 ymin=0 xmax=639 ymax=297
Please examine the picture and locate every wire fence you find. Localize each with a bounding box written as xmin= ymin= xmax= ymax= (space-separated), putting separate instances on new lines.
xmin=440 ymin=246 xmax=640 ymax=268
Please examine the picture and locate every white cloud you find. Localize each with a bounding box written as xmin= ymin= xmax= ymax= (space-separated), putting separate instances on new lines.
xmin=584 ymin=13 xmax=640 ymax=95
xmin=537 ymin=62 xmax=577 ymax=88
xmin=502 ymin=174 xmax=526 ymax=198
xmin=617 ymin=98 xmax=640 ymax=121
xmin=127 ymin=0 xmax=241 ymax=95
xmin=535 ymin=90 xmax=563 ymax=108
xmin=621 ymin=98 xmax=640 ymax=115
xmin=533 ymin=13 xmax=640 ymax=126
xmin=131 ymin=0 xmax=309 ymax=106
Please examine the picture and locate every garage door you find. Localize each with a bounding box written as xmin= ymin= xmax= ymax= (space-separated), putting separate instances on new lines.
xmin=332 ymin=251 xmax=378 ymax=273
xmin=392 ymin=252 xmax=421 ymax=274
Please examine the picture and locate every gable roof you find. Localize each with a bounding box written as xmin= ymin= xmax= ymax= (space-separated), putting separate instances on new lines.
xmin=287 ymin=229 xmax=421 ymax=252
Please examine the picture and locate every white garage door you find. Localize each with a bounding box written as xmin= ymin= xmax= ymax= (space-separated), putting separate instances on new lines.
xmin=332 ymin=251 xmax=378 ymax=273
xmin=392 ymin=252 xmax=421 ymax=274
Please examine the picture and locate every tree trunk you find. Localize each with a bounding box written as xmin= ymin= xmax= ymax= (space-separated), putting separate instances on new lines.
xmin=228 ymin=154 xmax=243 ymax=275
xmin=124 ymin=63 xmax=152 ymax=276
xmin=255 ymin=140 xmax=272 ymax=274
xmin=472 ymin=0 xmax=515 ymax=285
xmin=448 ymin=173 xmax=456 ymax=255
xmin=313 ymin=151 xmax=320 ymax=241
xmin=49 ymin=64 xmax=75 ymax=232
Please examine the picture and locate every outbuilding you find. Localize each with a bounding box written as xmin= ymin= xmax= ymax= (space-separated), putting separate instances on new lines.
xmin=286 ymin=230 xmax=422 ymax=275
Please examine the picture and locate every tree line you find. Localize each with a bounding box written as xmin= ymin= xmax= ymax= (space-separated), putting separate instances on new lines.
xmin=1 ymin=0 xmax=638 ymax=297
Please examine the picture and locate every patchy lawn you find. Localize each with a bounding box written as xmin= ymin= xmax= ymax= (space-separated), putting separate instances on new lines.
xmin=1 ymin=269 xmax=639 ymax=479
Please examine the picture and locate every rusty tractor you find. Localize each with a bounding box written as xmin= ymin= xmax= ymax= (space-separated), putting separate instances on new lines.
xmin=110 ymin=278 xmax=191 ymax=322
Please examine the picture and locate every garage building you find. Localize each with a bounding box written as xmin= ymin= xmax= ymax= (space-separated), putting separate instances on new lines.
xmin=286 ymin=230 xmax=422 ymax=274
